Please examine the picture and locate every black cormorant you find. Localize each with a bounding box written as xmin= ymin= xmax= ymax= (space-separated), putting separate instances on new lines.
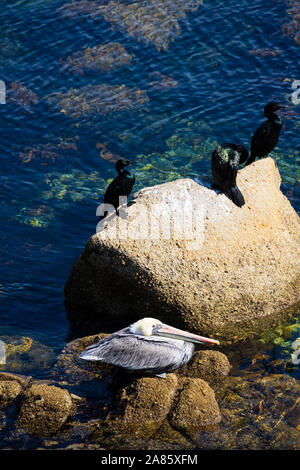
xmin=99 ymin=159 xmax=135 ymax=221
xmin=246 ymin=102 xmax=284 ymax=166
xmin=211 ymin=142 xmax=249 ymax=208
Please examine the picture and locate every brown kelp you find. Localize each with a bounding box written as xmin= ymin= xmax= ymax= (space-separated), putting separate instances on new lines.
xmin=46 ymin=84 xmax=149 ymax=119
xmin=60 ymin=42 xmax=134 ymax=74
xmin=60 ymin=0 xmax=204 ymax=51
xmin=8 ymin=82 xmax=39 ymax=109
xmin=282 ymin=0 xmax=300 ymax=46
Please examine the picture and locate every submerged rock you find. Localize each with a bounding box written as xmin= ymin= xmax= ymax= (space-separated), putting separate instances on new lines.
xmin=17 ymin=383 xmax=72 ymax=436
xmin=65 ymin=158 xmax=300 ymax=341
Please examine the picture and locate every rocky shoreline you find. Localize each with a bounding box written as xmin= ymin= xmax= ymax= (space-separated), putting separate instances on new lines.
xmin=0 ymin=330 xmax=299 ymax=450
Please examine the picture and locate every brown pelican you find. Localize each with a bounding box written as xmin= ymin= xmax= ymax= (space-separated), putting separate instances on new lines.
xmin=79 ymin=318 xmax=220 ymax=378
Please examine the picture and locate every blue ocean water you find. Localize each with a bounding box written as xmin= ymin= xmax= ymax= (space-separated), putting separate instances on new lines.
xmin=0 ymin=0 xmax=299 ymax=381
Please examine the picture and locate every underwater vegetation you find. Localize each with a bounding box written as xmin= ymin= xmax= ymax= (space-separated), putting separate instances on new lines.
xmin=282 ymin=0 xmax=300 ymax=46
xmin=46 ymin=83 xmax=149 ymax=119
xmin=59 ymin=0 xmax=204 ymax=51
xmin=17 ymin=137 xmax=79 ymax=166
xmin=258 ymin=318 xmax=300 ymax=373
xmin=273 ymin=148 xmax=300 ymax=185
xmin=7 ymin=82 xmax=39 ymax=110
xmin=0 ymin=335 xmax=55 ymax=373
xmin=0 ymin=30 xmax=24 ymax=63
xmin=249 ymin=49 xmax=284 ymax=57
xmin=15 ymin=205 xmax=55 ymax=228
xmin=41 ymin=170 xmax=107 ymax=203
xmin=147 ymin=72 xmax=178 ymax=91
xmin=59 ymin=42 xmax=134 ymax=75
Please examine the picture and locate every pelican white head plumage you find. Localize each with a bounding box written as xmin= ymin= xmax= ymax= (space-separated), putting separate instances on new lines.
xmin=80 ymin=317 xmax=220 ymax=378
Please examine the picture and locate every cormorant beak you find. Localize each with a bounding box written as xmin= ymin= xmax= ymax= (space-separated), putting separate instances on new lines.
xmin=153 ymin=324 xmax=220 ymax=345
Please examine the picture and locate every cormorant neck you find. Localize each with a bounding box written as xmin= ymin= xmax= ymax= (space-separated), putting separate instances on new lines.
xmin=122 ymin=168 xmax=132 ymax=177
xmin=265 ymin=111 xmax=282 ymax=125
xmin=117 ymin=168 xmax=130 ymax=176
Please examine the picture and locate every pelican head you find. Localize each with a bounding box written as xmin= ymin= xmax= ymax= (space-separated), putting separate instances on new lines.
xmin=130 ymin=317 xmax=220 ymax=345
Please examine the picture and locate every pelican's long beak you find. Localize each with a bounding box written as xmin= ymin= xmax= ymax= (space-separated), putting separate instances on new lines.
xmin=154 ymin=324 xmax=220 ymax=345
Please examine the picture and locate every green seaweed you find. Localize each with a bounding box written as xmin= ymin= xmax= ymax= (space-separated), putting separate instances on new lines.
xmin=41 ymin=170 xmax=106 ymax=202
xmin=15 ymin=205 xmax=55 ymax=228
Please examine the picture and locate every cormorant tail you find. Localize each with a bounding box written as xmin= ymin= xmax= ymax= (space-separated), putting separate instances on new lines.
xmin=228 ymin=185 xmax=245 ymax=208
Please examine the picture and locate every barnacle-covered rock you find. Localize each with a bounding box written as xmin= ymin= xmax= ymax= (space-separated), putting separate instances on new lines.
xmin=17 ymin=383 xmax=73 ymax=436
xmin=168 ymin=377 xmax=221 ymax=432
xmin=92 ymin=374 xmax=179 ymax=443
xmin=60 ymin=42 xmax=133 ymax=74
xmin=180 ymin=350 xmax=231 ymax=385
xmin=47 ymin=84 xmax=149 ymax=119
xmin=0 ymin=372 xmax=26 ymax=406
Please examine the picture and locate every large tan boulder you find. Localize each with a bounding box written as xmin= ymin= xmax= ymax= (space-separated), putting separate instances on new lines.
xmin=64 ymin=158 xmax=300 ymax=341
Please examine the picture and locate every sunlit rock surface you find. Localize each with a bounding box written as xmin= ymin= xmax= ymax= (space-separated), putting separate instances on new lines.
xmin=65 ymin=158 xmax=300 ymax=341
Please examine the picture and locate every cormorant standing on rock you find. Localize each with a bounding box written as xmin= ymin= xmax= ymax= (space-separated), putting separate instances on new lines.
xmin=211 ymin=142 xmax=249 ymax=208
xmin=99 ymin=159 xmax=135 ymax=221
xmin=246 ymin=102 xmax=284 ymax=166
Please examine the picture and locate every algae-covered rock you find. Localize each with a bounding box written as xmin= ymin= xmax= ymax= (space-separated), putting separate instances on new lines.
xmin=116 ymin=374 xmax=178 ymax=425
xmin=52 ymin=333 xmax=110 ymax=386
xmin=169 ymin=377 xmax=221 ymax=432
xmin=0 ymin=377 xmax=23 ymax=405
xmin=97 ymin=374 xmax=178 ymax=442
xmin=180 ymin=350 xmax=231 ymax=385
xmin=17 ymin=383 xmax=73 ymax=436
xmin=65 ymin=158 xmax=300 ymax=341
